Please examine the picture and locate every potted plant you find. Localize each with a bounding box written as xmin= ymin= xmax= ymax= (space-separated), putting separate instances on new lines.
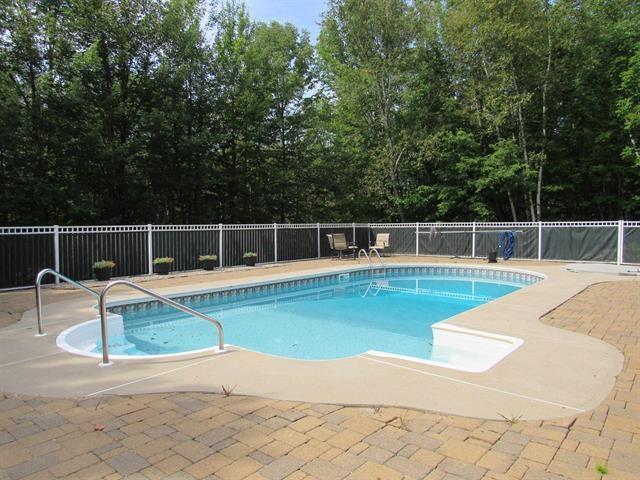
xmin=198 ymin=254 xmax=218 ymax=271
xmin=153 ymin=257 xmax=174 ymax=275
xmin=243 ymin=252 xmax=258 ymax=267
xmin=93 ymin=260 xmax=115 ymax=281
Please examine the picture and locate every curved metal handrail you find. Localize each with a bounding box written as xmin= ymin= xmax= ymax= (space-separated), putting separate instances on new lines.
xmin=369 ymin=248 xmax=385 ymax=268
xmin=35 ymin=268 xmax=100 ymax=336
xmin=357 ymin=248 xmax=371 ymax=267
xmin=358 ymin=248 xmax=385 ymax=271
xmin=98 ymin=280 xmax=224 ymax=366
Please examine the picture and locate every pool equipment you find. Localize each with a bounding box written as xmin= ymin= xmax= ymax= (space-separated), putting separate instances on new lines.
xmin=499 ymin=231 xmax=516 ymax=260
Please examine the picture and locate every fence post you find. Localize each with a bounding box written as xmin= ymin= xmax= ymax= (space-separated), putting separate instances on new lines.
xmin=617 ymin=219 xmax=624 ymax=265
xmin=352 ymin=222 xmax=356 ymax=243
xmin=147 ymin=224 xmax=153 ymax=275
xmin=274 ymin=223 xmax=278 ymax=263
xmin=219 ymin=223 xmax=224 ymax=269
xmin=317 ymin=223 xmax=321 ymax=258
xmin=53 ymin=225 xmax=60 ymax=282
xmin=415 ymin=222 xmax=419 ymax=256
xmin=537 ymin=222 xmax=543 ymax=261
xmin=471 ymin=222 xmax=476 ymax=258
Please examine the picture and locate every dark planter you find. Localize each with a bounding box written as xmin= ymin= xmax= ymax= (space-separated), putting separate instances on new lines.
xmin=244 ymin=256 xmax=257 ymax=267
xmin=93 ymin=268 xmax=112 ymax=281
xmin=155 ymin=262 xmax=173 ymax=275
xmin=201 ymin=259 xmax=217 ymax=271
xmin=488 ymin=251 xmax=498 ymax=263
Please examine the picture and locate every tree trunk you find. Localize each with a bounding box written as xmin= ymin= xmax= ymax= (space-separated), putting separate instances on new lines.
xmin=280 ymin=102 xmax=286 ymax=223
xmin=537 ymin=0 xmax=553 ymax=221
xmin=629 ymin=134 xmax=639 ymax=161
xmin=377 ymin=76 xmax=405 ymax=221
xmin=507 ymin=191 xmax=518 ymax=222
xmin=512 ymin=64 xmax=536 ymax=221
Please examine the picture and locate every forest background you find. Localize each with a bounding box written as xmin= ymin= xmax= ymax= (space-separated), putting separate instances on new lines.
xmin=1 ymin=0 xmax=638 ymax=225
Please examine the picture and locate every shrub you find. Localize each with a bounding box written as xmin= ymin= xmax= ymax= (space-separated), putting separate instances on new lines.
xmin=93 ymin=260 xmax=116 ymax=270
xmin=243 ymin=252 xmax=257 ymax=258
xmin=153 ymin=257 xmax=175 ymax=264
xmin=198 ymin=254 xmax=218 ymax=261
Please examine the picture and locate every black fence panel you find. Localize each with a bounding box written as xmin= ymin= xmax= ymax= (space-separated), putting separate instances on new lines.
xmin=277 ymin=228 xmax=317 ymax=261
xmin=420 ymin=226 xmax=472 ymax=257
xmin=475 ymin=226 xmax=538 ymax=259
xmin=623 ymin=227 xmax=640 ymax=264
xmin=371 ymin=226 xmax=415 ymax=255
xmin=153 ymin=228 xmax=219 ymax=272
xmin=0 ymin=234 xmax=55 ymax=288
xmin=60 ymin=231 xmax=148 ymax=281
xmin=355 ymin=227 xmax=371 ymax=251
xmin=223 ymin=227 xmax=275 ymax=266
xmin=542 ymin=227 xmax=617 ymax=262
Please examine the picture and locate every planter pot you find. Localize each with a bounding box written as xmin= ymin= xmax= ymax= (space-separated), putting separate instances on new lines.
xmin=244 ymin=256 xmax=257 ymax=267
xmin=155 ymin=263 xmax=173 ymax=275
xmin=488 ymin=251 xmax=498 ymax=263
xmin=201 ymin=259 xmax=217 ymax=271
xmin=93 ymin=268 xmax=112 ymax=281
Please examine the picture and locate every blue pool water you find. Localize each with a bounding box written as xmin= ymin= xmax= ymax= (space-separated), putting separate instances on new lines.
xmin=96 ymin=271 xmax=526 ymax=360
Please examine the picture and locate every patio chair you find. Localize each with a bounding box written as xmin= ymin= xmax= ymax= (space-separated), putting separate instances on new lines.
xmin=326 ymin=234 xmax=336 ymax=256
xmin=370 ymin=233 xmax=390 ymax=255
xmin=329 ymin=233 xmax=357 ymax=259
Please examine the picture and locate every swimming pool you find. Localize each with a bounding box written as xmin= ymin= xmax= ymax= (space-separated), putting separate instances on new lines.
xmin=57 ymin=265 xmax=542 ymax=370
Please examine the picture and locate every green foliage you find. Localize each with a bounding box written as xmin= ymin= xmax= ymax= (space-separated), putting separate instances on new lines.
xmin=0 ymin=0 xmax=638 ymax=225
xmin=242 ymin=252 xmax=257 ymax=258
xmin=153 ymin=257 xmax=174 ymax=264
xmin=92 ymin=260 xmax=116 ymax=270
xmin=596 ymin=463 xmax=609 ymax=475
xmin=198 ymin=254 xmax=218 ymax=261
xmin=615 ymin=14 xmax=640 ymax=166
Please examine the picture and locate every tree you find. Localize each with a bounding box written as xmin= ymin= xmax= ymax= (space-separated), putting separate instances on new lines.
xmin=250 ymin=21 xmax=313 ymax=221
xmin=0 ymin=0 xmax=638 ymax=225
xmin=318 ymin=0 xmax=417 ymax=220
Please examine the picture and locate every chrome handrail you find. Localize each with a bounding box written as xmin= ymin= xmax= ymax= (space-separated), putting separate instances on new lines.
xmin=35 ymin=268 xmax=100 ymax=336
xmin=369 ymin=248 xmax=385 ymax=268
xmin=358 ymin=248 xmax=385 ymax=271
xmin=98 ymin=280 xmax=224 ymax=366
xmin=357 ymin=249 xmax=371 ymax=267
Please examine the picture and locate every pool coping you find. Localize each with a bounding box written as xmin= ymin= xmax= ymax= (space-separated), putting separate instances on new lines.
xmin=103 ymin=263 xmax=544 ymax=310
xmin=0 ymin=257 xmax=634 ymax=420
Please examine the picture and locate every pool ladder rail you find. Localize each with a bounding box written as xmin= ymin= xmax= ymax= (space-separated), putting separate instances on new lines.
xmin=34 ymin=269 xmax=225 ymax=367
xmin=98 ymin=280 xmax=225 ymax=366
xmin=357 ymin=248 xmax=386 ymax=276
xmin=35 ymin=268 xmax=100 ymax=337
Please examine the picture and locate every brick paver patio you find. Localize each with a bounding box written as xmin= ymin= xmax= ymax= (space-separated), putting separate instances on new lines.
xmin=0 ymin=281 xmax=638 ymax=480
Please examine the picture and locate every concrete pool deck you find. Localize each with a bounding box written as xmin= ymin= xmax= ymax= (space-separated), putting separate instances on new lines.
xmin=1 ymin=281 xmax=639 ymax=480
xmin=0 ymin=257 xmax=636 ymax=421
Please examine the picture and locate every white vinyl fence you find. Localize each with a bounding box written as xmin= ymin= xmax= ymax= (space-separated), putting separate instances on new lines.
xmin=1 ymin=221 xmax=638 ymax=289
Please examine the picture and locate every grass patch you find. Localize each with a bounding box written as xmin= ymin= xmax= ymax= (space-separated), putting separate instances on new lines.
xmin=221 ymin=384 xmax=236 ymax=397
xmin=498 ymin=413 xmax=523 ymax=425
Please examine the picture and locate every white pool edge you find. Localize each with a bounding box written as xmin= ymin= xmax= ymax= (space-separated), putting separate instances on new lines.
xmin=103 ymin=263 xmax=546 ymax=309
xmin=366 ymin=323 xmax=524 ymax=373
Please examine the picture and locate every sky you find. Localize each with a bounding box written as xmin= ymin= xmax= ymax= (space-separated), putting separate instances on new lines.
xmin=243 ymin=0 xmax=328 ymax=42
